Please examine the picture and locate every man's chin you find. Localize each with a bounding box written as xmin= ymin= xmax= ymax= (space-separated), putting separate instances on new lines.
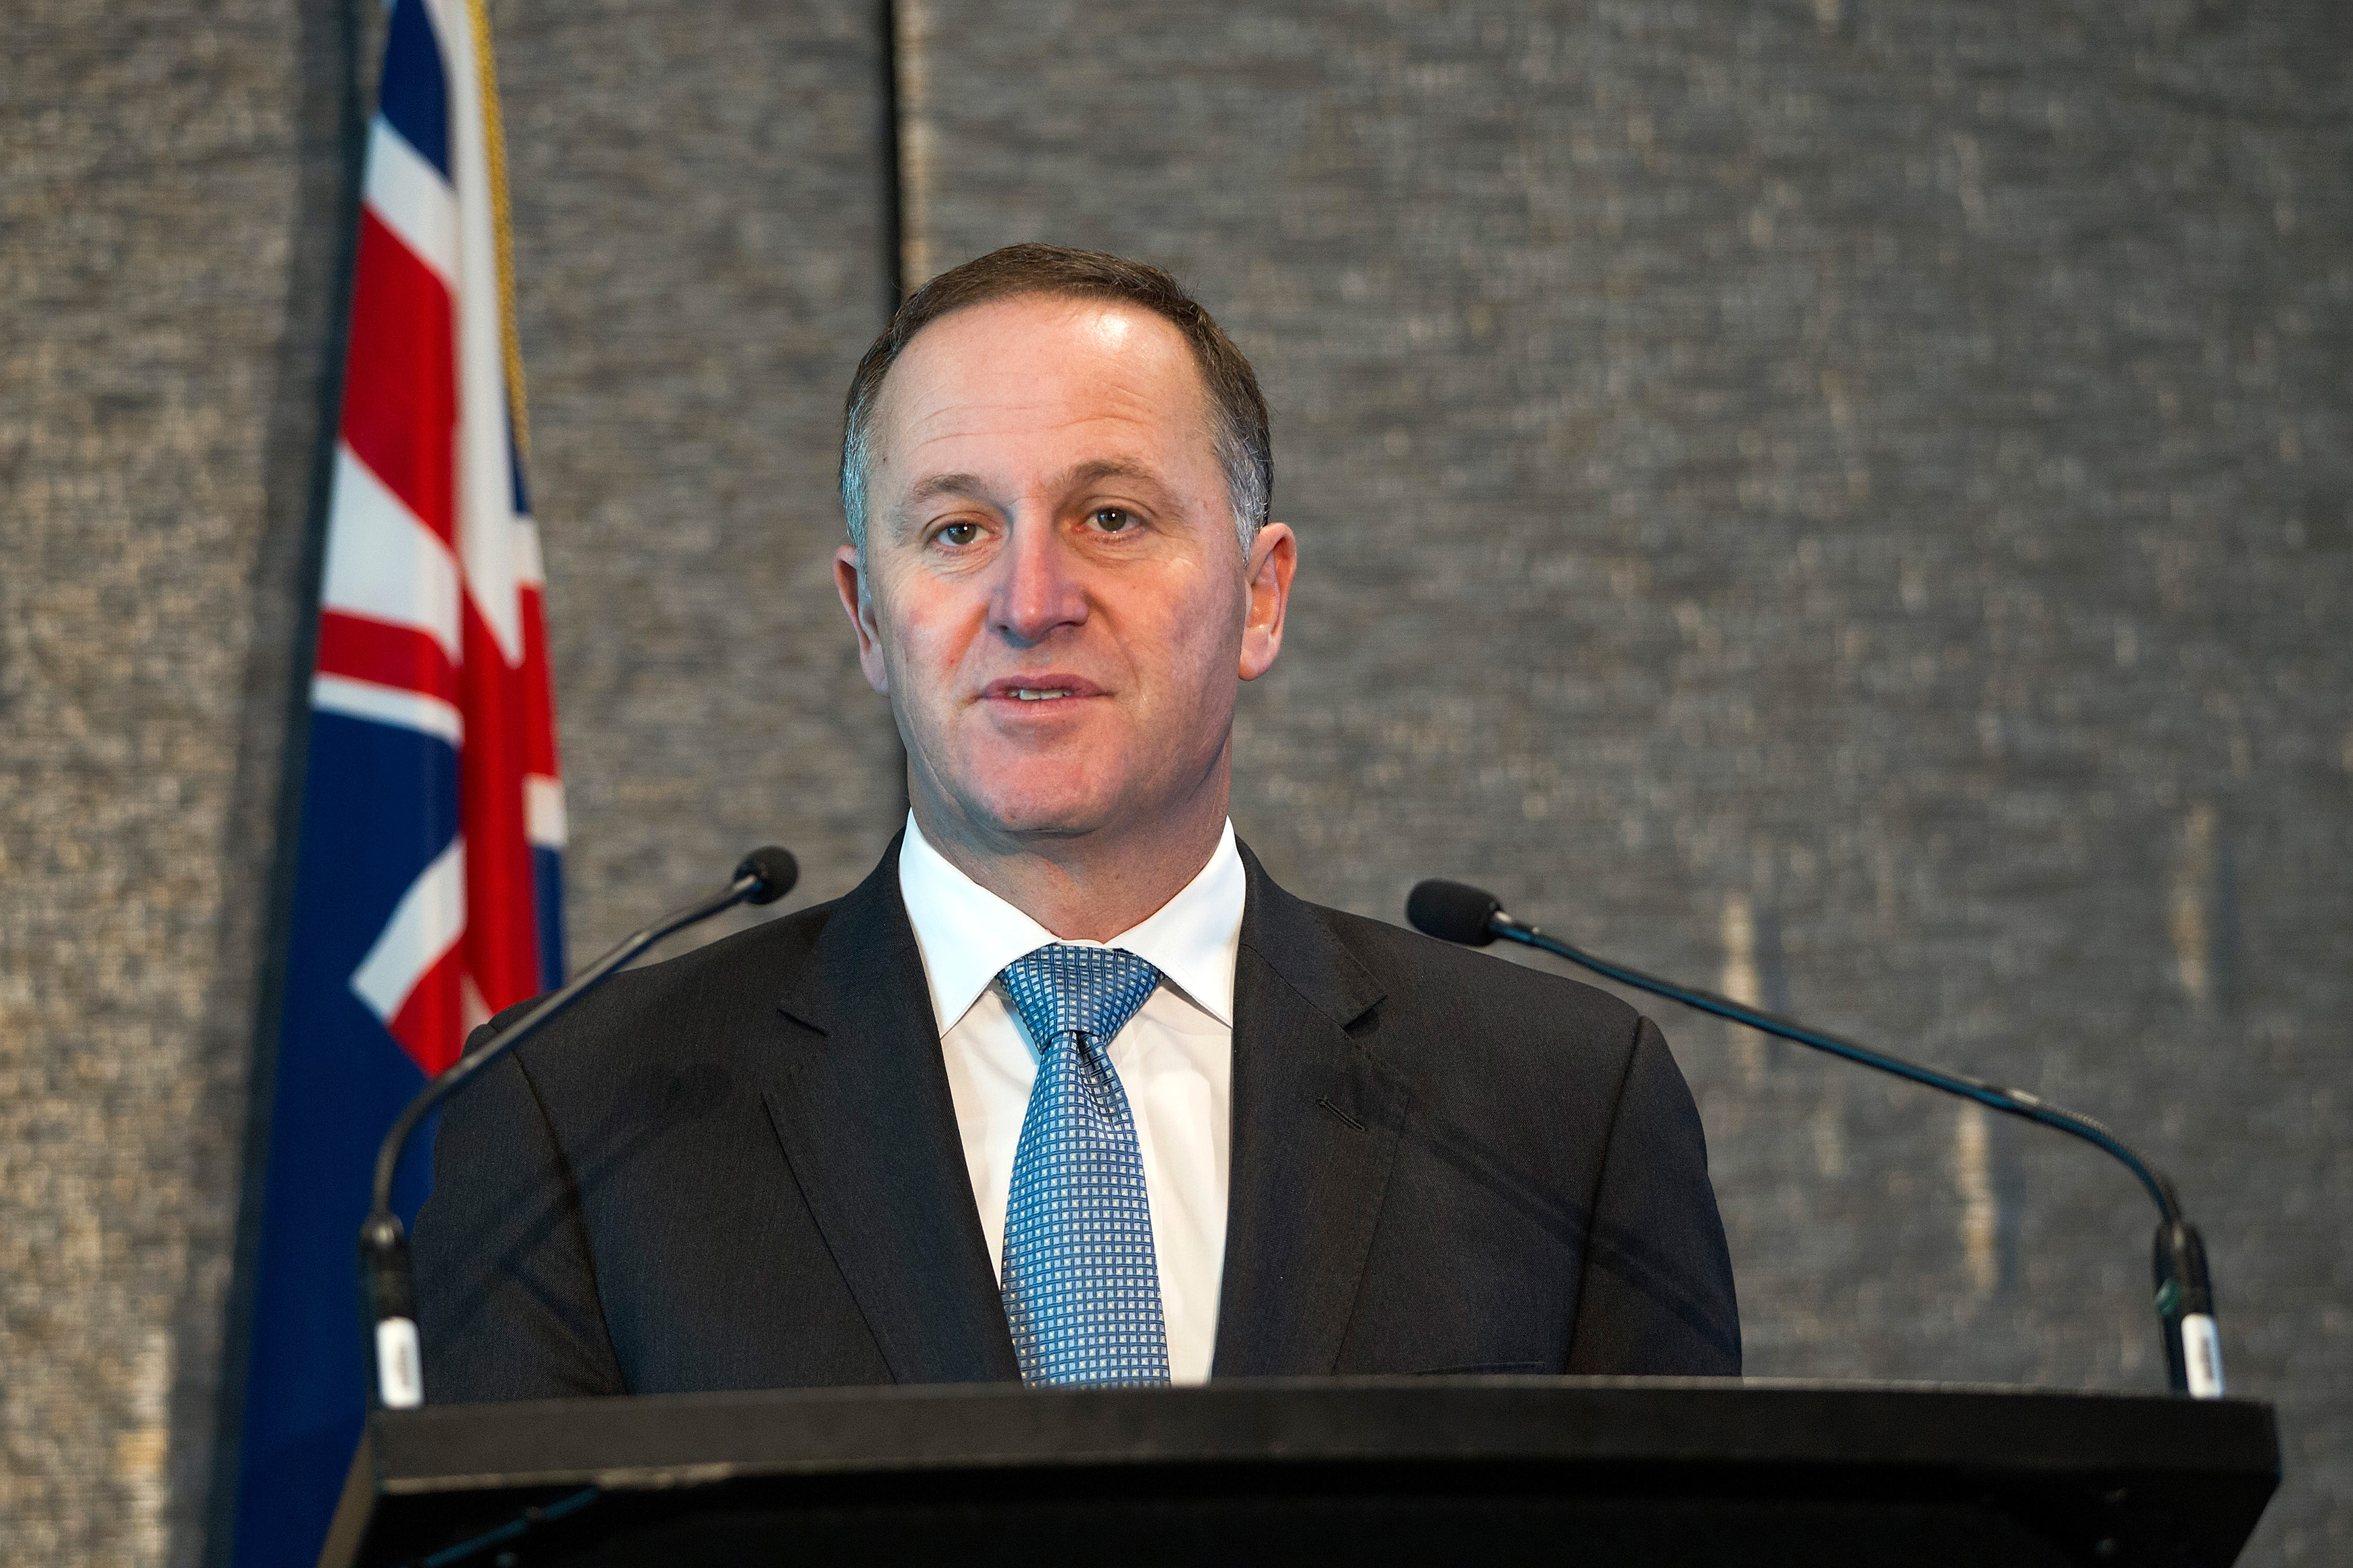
xmin=961 ymin=795 xmax=1119 ymax=842
xmin=936 ymin=772 xmax=1129 ymax=844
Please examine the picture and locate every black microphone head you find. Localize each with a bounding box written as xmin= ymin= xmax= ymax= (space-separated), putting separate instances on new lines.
xmin=735 ymin=846 xmax=799 ymax=905
xmin=1406 ymin=879 xmax=1504 ymax=946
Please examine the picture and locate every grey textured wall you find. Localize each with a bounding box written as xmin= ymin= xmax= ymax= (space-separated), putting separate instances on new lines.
xmin=2 ymin=0 xmax=2345 ymax=1561
xmin=901 ymin=0 xmax=2350 ymax=1558
xmin=2 ymin=0 xmax=350 ymax=1556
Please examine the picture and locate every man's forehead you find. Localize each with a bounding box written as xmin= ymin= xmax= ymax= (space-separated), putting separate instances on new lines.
xmin=878 ymin=296 xmax=1206 ymax=435
xmin=906 ymin=460 xmax=1169 ymax=504
xmin=870 ymin=297 xmax=1218 ymax=506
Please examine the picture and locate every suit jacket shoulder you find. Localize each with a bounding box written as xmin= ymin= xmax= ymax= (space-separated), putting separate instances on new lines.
xmin=1219 ymin=848 xmax=1740 ymax=1378
xmin=1307 ymin=895 xmax=1650 ymax=1079
xmin=414 ymin=846 xmax=1019 ymax=1401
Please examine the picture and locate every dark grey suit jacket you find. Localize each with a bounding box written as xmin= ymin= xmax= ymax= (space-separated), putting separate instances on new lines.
xmin=413 ymin=839 xmax=1739 ymax=1397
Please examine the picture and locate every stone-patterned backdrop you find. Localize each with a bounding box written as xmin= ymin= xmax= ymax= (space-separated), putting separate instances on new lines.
xmin=3 ymin=0 xmax=355 ymax=1557
xmin=1 ymin=0 xmax=2344 ymax=1562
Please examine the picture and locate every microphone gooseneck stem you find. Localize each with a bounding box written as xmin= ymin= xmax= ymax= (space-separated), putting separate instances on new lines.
xmin=1486 ymin=910 xmax=2224 ymax=1400
xmin=360 ymin=850 xmax=795 ymax=1411
xmin=365 ymin=873 xmax=760 ymax=1224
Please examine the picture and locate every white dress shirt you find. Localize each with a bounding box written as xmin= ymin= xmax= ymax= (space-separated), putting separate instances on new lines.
xmin=898 ymin=812 xmax=1242 ymax=1385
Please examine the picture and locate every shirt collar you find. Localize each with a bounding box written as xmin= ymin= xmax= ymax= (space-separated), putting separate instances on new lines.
xmin=897 ymin=812 xmax=1246 ymax=1036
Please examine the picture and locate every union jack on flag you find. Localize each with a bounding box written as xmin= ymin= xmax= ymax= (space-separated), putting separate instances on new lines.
xmin=229 ymin=1 xmax=563 ymax=1559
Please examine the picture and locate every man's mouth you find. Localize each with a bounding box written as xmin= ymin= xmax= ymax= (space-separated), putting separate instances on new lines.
xmin=981 ymin=675 xmax=1107 ymax=704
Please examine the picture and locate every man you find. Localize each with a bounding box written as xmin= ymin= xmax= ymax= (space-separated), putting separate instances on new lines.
xmin=414 ymin=244 xmax=1739 ymax=1397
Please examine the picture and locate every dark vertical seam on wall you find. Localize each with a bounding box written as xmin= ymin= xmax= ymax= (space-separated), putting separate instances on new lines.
xmin=200 ymin=0 xmax=368 ymax=1559
xmin=878 ymin=0 xmax=905 ymax=311
xmin=877 ymin=0 xmax=910 ymax=821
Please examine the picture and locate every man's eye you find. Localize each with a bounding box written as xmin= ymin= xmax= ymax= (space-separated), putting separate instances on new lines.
xmin=936 ymin=522 xmax=983 ymax=546
xmin=1089 ymin=508 xmax=1137 ymax=533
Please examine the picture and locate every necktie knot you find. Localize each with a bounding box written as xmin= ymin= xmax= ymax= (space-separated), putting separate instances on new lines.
xmin=998 ymin=944 xmax=1162 ymax=1054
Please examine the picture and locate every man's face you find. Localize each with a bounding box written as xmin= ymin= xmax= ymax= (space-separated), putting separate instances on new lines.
xmin=835 ymin=294 xmax=1293 ymax=850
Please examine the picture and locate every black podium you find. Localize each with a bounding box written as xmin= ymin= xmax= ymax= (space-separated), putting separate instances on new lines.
xmin=320 ymin=1379 xmax=2278 ymax=1567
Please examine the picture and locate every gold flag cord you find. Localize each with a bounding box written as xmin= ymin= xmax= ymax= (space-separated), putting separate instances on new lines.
xmin=466 ymin=0 xmax=529 ymax=466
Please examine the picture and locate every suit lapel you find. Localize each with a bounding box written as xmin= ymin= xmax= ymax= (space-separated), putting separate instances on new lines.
xmin=1211 ymin=846 xmax=1410 ymax=1377
xmin=757 ymin=839 xmax=1020 ymax=1385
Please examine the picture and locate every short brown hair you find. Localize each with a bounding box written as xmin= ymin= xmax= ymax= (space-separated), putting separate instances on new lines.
xmin=838 ymin=243 xmax=1272 ymax=555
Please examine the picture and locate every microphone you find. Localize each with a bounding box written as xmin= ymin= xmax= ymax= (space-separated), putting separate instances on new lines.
xmin=359 ymin=846 xmax=799 ymax=1410
xmin=1404 ymin=879 xmax=1507 ymax=947
xmin=1406 ymin=878 xmax=2225 ymax=1401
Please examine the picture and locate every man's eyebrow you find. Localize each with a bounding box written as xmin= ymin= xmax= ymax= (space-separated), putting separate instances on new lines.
xmin=1060 ymin=459 xmax=1175 ymax=496
xmin=1062 ymin=459 xmax=1148 ymax=484
xmin=902 ymin=471 xmax=997 ymax=507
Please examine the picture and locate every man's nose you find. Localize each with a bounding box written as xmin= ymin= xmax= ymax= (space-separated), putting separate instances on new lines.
xmin=989 ymin=517 xmax=1089 ymax=645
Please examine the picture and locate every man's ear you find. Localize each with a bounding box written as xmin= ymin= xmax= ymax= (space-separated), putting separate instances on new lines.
xmin=834 ymin=543 xmax=891 ymax=695
xmin=1238 ymin=522 xmax=1296 ymax=682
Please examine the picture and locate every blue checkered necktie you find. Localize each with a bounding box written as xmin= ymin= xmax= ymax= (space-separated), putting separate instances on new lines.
xmin=996 ymin=944 xmax=1170 ymax=1387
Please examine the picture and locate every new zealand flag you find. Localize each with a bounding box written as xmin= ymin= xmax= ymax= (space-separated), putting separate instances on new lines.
xmin=229 ymin=1 xmax=564 ymax=1559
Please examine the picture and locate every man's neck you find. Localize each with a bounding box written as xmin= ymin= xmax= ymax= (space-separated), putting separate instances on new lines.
xmin=908 ymin=788 xmax=1232 ymax=943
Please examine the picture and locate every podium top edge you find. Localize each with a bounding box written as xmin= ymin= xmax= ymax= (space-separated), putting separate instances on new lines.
xmin=363 ymin=1377 xmax=2280 ymax=1497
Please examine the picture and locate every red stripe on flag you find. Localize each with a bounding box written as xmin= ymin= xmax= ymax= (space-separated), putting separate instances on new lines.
xmin=315 ymin=610 xmax=459 ymax=703
xmin=458 ymin=598 xmax=543 ymax=1016
xmin=341 ymin=208 xmax=457 ymax=546
xmin=517 ymin=583 xmax=561 ymax=781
